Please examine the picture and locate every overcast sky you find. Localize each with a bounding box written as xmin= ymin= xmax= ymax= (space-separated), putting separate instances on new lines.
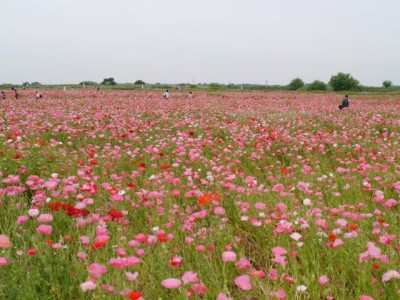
xmin=1 ymin=0 xmax=399 ymax=86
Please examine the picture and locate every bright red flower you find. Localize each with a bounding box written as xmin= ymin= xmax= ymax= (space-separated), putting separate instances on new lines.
xmin=108 ymin=209 xmax=124 ymax=220
xmin=27 ymin=248 xmax=37 ymax=256
xmin=328 ymin=234 xmax=337 ymax=241
xmin=157 ymin=233 xmax=168 ymax=243
xmin=128 ymin=291 xmax=143 ymax=300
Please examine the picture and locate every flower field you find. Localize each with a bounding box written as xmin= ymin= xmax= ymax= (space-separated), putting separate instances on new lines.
xmin=0 ymin=90 xmax=399 ymax=299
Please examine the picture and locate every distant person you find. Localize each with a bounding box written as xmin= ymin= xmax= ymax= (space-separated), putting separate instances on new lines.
xmin=14 ymin=90 xmax=19 ymax=99
xmin=97 ymin=87 xmax=100 ymax=91
xmin=188 ymin=91 xmax=193 ymax=99
xmin=339 ymin=95 xmax=350 ymax=110
xmin=11 ymin=86 xmax=15 ymax=91
xmin=163 ymin=90 xmax=170 ymax=99
xmin=1 ymin=91 xmax=5 ymax=100
xmin=36 ymin=91 xmax=42 ymax=99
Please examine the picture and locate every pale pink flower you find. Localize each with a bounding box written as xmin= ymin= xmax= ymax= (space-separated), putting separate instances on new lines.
xmin=161 ymin=278 xmax=182 ymax=289
xmin=101 ymin=285 xmax=114 ymax=292
xmin=360 ymin=296 xmax=374 ymax=300
xmin=80 ymin=280 xmax=97 ymax=292
xmin=290 ymin=232 xmax=302 ymax=241
xmin=0 ymin=257 xmax=9 ymax=266
xmin=0 ymin=234 xmax=11 ymax=248
xmin=382 ymin=270 xmax=400 ymax=282
xmin=37 ymin=214 xmax=53 ymax=223
xmin=271 ymin=246 xmax=287 ymax=256
xmin=217 ymin=293 xmax=232 ymax=300
xmin=125 ymin=271 xmax=139 ymax=281
xmin=36 ymin=224 xmax=52 ymax=235
xmin=191 ymin=283 xmax=207 ymax=294
xmin=28 ymin=208 xmax=39 ymax=217
xmin=88 ymin=263 xmax=107 ymax=278
xmin=236 ymin=257 xmax=252 ymax=269
xmin=234 ymin=275 xmax=252 ymax=290
xmin=222 ymin=251 xmax=237 ymax=262
xmin=182 ymin=271 xmax=199 ymax=283
xmin=332 ymin=238 xmax=343 ymax=247
xmin=16 ymin=215 xmax=28 ymax=224
xmin=318 ymin=275 xmax=329 ymax=285
xmin=272 ymin=288 xmax=286 ymax=299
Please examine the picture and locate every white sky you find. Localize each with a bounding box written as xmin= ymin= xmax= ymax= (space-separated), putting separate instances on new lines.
xmin=1 ymin=0 xmax=399 ymax=86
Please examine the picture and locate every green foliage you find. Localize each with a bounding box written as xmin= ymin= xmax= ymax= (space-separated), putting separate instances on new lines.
xmin=79 ymin=81 xmax=98 ymax=86
xmin=382 ymin=80 xmax=392 ymax=88
xmin=22 ymin=82 xmax=31 ymax=87
xmin=189 ymin=84 xmax=197 ymax=89
xmin=307 ymin=80 xmax=327 ymax=91
xmin=288 ymin=77 xmax=305 ymax=90
xmin=101 ymin=78 xmax=117 ymax=86
xmin=208 ymin=83 xmax=222 ymax=90
xmin=134 ymin=80 xmax=146 ymax=85
xmin=31 ymin=82 xmax=41 ymax=87
xmin=329 ymin=73 xmax=359 ymax=91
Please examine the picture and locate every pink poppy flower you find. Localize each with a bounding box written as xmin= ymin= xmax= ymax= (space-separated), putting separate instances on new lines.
xmin=0 ymin=257 xmax=9 ymax=266
xmin=234 ymin=275 xmax=252 ymax=290
xmin=80 ymin=280 xmax=97 ymax=292
xmin=221 ymin=251 xmax=237 ymax=262
xmin=382 ymin=270 xmax=400 ymax=282
xmin=36 ymin=224 xmax=52 ymax=235
xmin=88 ymin=263 xmax=107 ymax=278
xmin=182 ymin=271 xmax=199 ymax=283
xmin=318 ymin=275 xmax=329 ymax=285
xmin=37 ymin=214 xmax=53 ymax=223
xmin=16 ymin=215 xmax=28 ymax=224
xmin=191 ymin=283 xmax=207 ymax=294
xmin=161 ymin=278 xmax=182 ymax=289
xmin=0 ymin=235 xmax=11 ymax=248
xmin=272 ymin=288 xmax=286 ymax=299
xmin=360 ymin=296 xmax=374 ymax=300
xmin=236 ymin=257 xmax=252 ymax=270
xmin=217 ymin=293 xmax=232 ymax=300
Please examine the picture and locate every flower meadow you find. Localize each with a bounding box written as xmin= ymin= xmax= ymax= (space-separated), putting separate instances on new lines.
xmin=0 ymin=90 xmax=399 ymax=299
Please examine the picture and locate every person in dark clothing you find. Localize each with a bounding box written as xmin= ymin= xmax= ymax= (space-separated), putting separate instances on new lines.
xmin=15 ymin=90 xmax=19 ymax=99
xmin=339 ymin=95 xmax=350 ymax=110
xmin=1 ymin=91 xmax=5 ymax=100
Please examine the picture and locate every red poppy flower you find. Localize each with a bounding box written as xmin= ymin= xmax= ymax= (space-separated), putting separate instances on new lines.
xmin=128 ymin=291 xmax=143 ymax=300
xmin=108 ymin=209 xmax=124 ymax=220
xmin=328 ymin=234 xmax=337 ymax=241
xmin=157 ymin=233 xmax=168 ymax=243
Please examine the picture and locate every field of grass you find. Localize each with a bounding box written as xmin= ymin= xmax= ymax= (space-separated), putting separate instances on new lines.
xmin=0 ymin=90 xmax=399 ymax=299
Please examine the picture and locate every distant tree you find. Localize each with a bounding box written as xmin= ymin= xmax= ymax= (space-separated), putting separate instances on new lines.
xmin=329 ymin=73 xmax=359 ymax=91
xmin=288 ymin=78 xmax=304 ymax=90
xmin=209 ymin=83 xmax=222 ymax=90
xmin=134 ymin=80 xmax=145 ymax=85
xmin=382 ymin=80 xmax=392 ymax=88
xmin=307 ymin=80 xmax=327 ymax=91
xmin=80 ymin=81 xmax=98 ymax=86
xmin=31 ymin=82 xmax=41 ymax=87
xmin=189 ymin=84 xmax=197 ymax=89
xmin=22 ymin=82 xmax=30 ymax=88
xmin=101 ymin=78 xmax=117 ymax=86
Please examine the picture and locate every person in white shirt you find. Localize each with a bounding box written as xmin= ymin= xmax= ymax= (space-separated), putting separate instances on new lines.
xmin=163 ymin=90 xmax=170 ymax=99
xmin=36 ymin=91 xmax=42 ymax=99
xmin=188 ymin=91 xmax=193 ymax=99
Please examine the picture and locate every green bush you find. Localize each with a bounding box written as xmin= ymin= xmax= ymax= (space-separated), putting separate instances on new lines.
xmin=382 ymin=80 xmax=392 ymax=88
xmin=307 ymin=80 xmax=327 ymax=91
xmin=329 ymin=73 xmax=359 ymax=91
xmin=288 ymin=78 xmax=304 ymax=90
